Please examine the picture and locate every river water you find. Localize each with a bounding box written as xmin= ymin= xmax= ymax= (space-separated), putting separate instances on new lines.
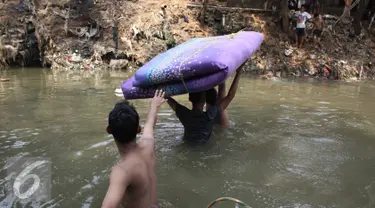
xmin=1 ymin=68 xmax=375 ymax=208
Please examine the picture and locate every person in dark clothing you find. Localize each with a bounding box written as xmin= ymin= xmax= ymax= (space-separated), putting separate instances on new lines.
xmin=167 ymin=67 xmax=243 ymax=143
xmin=288 ymin=0 xmax=298 ymax=10
xmin=167 ymin=92 xmax=216 ymax=143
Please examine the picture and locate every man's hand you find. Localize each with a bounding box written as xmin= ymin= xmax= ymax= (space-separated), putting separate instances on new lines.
xmin=150 ymin=90 xmax=166 ymax=109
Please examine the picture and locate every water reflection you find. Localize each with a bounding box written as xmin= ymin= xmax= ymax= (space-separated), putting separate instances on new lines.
xmin=0 ymin=69 xmax=375 ymax=207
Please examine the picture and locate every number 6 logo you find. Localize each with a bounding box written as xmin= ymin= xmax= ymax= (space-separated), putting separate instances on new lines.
xmin=13 ymin=160 xmax=48 ymax=199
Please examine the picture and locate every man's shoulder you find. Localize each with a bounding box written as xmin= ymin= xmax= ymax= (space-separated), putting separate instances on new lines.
xmin=208 ymin=104 xmax=221 ymax=111
xmin=114 ymin=158 xmax=132 ymax=172
xmin=205 ymin=105 xmax=221 ymax=119
xmin=175 ymin=104 xmax=192 ymax=117
xmin=109 ymin=162 xmax=132 ymax=185
xmin=176 ymin=103 xmax=191 ymax=111
xmin=114 ymin=155 xmax=147 ymax=178
xmin=117 ymin=154 xmax=144 ymax=169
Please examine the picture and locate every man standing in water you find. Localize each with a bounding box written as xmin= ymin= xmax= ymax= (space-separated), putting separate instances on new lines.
xmin=167 ymin=67 xmax=243 ymax=142
xmin=102 ymin=90 xmax=166 ymax=208
xmin=205 ymin=65 xmax=245 ymax=128
xmin=206 ymin=83 xmax=229 ymax=128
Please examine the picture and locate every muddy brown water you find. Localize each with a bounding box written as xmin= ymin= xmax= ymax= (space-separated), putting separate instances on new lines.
xmin=1 ymin=68 xmax=375 ymax=208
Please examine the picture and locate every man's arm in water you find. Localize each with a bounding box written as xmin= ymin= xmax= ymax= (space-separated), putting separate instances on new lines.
xmin=219 ymin=66 xmax=244 ymax=111
xmin=139 ymin=90 xmax=166 ymax=152
xmin=102 ymin=166 xmax=130 ymax=208
xmin=218 ymin=83 xmax=229 ymax=127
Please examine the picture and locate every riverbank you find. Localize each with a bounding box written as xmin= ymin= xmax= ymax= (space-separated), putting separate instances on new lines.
xmin=0 ymin=0 xmax=374 ymax=81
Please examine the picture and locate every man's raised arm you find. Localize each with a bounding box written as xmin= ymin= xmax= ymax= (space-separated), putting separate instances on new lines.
xmin=218 ymin=82 xmax=226 ymax=101
xmin=139 ymin=90 xmax=166 ymax=151
xmin=219 ymin=65 xmax=244 ymax=111
xmin=218 ymin=82 xmax=229 ymax=127
xmin=167 ymin=97 xmax=179 ymax=112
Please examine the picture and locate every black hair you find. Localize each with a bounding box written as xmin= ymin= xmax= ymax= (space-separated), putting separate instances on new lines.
xmin=108 ymin=100 xmax=139 ymax=144
xmin=188 ymin=92 xmax=206 ymax=105
xmin=314 ymin=13 xmax=319 ymax=17
xmin=205 ymin=88 xmax=218 ymax=105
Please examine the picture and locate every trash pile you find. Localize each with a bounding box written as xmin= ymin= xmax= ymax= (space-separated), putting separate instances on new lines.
xmin=1 ymin=0 xmax=374 ymax=81
xmin=40 ymin=0 xmax=210 ymax=74
xmin=0 ymin=0 xmax=207 ymax=74
xmin=0 ymin=0 xmax=37 ymax=68
xmin=201 ymin=7 xmax=375 ymax=80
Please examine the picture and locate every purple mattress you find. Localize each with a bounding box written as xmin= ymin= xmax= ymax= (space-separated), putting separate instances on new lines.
xmin=121 ymin=31 xmax=264 ymax=100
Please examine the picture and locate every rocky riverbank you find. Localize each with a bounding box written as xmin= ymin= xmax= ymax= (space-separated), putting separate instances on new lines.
xmin=0 ymin=0 xmax=374 ymax=81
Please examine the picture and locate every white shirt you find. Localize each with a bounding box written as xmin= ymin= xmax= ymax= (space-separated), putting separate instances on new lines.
xmin=296 ymin=11 xmax=312 ymax=28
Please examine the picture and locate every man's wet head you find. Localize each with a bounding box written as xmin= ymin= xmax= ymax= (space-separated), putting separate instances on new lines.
xmin=107 ymin=100 xmax=141 ymax=145
xmin=189 ymin=92 xmax=206 ymax=110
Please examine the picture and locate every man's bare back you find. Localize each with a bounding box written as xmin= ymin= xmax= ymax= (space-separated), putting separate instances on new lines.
xmin=102 ymin=90 xmax=166 ymax=208
xmin=113 ymin=147 xmax=156 ymax=208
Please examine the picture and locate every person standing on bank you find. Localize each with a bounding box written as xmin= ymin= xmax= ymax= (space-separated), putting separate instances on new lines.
xmin=295 ymin=5 xmax=312 ymax=48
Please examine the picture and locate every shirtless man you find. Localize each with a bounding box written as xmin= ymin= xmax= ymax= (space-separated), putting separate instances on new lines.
xmin=344 ymin=0 xmax=353 ymax=17
xmin=205 ymin=67 xmax=243 ymax=128
xmin=312 ymin=12 xmax=324 ymax=43
xmin=102 ymin=90 xmax=166 ymax=208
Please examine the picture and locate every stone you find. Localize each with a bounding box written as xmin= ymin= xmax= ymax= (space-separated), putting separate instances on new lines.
xmin=309 ymin=54 xmax=316 ymax=60
xmin=109 ymin=59 xmax=129 ymax=70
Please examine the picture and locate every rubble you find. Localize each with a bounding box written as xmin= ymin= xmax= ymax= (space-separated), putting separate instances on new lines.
xmin=109 ymin=59 xmax=128 ymax=70
xmin=0 ymin=0 xmax=374 ymax=81
xmin=0 ymin=0 xmax=206 ymax=73
xmin=199 ymin=5 xmax=375 ymax=80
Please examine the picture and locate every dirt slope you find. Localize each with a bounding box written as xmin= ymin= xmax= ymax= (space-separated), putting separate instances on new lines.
xmin=1 ymin=0 xmax=374 ymax=80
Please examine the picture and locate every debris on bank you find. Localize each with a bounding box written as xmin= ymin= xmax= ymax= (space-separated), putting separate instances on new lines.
xmin=0 ymin=0 xmax=207 ymax=73
xmin=0 ymin=0 xmax=374 ymax=81
xmin=197 ymin=5 xmax=375 ymax=81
